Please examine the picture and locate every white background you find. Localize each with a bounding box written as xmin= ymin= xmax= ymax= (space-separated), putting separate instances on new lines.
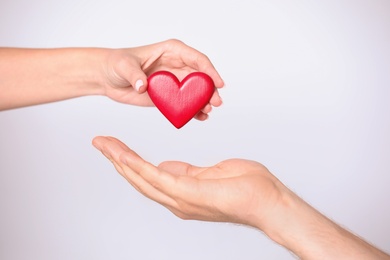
xmin=1 ymin=0 xmax=389 ymax=259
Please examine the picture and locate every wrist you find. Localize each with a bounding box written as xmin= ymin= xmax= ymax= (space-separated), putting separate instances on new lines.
xmin=256 ymin=186 xmax=308 ymax=247
xmin=258 ymin=188 xmax=337 ymax=258
xmin=259 ymin=187 xmax=388 ymax=259
xmin=70 ymin=47 xmax=110 ymax=97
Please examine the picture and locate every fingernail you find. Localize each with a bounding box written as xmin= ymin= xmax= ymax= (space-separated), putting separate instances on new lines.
xmin=135 ymin=79 xmax=143 ymax=92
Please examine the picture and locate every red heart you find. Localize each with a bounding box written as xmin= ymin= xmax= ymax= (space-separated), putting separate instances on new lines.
xmin=147 ymin=71 xmax=214 ymax=129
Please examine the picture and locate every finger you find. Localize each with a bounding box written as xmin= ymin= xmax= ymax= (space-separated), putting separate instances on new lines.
xmin=198 ymin=90 xmax=222 ymax=120
xmin=209 ymin=89 xmax=223 ymax=107
xmin=117 ymin=159 xmax=176 ymax=208
xmin=194 ymin=111 xmax=208 ymax=121
xmin=158 ymin=161 xmax=208 ymax=177
xmin=158 ymin=161 xmax=230 ymax=180
xmin=161 ymin=159 xmax=245 ymax=181
xmin=95 ymin=137 xmax=182 ymax=206
xmin=120 ymin=151 xmax=186 ymax=205
xmin=117 ymin=56 xmax=148 ymax=93
xmin=146 ymin=39 xmax=225 ymax=89
xmin=127 ymin=69 xmax=148 ymax=93
xmin=92 ymin=136 xmax=131 ymax=154
xmin=119 ymin=145 xmax=206 ymax=201
xmin=93 ymin=136 xmax=178 ymax=207
xmin=195 ymin=91 xmax=222 ymax=120
xmin=201 ymin=65 xmax=225 ymax=90
xmin=92 ymin=136 xmax=134 ymax=177
xmin=179 ymin=47 xmax=225 ymax=89
xmin=201 ymin=104 xmax=212 ymax=114
xmin=121 ymin=150 xmax=226 ymax=219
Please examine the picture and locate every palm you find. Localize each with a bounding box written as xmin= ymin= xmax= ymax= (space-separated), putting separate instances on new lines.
xmin=157 ymin=159 xmax=282 ymax=226
xmin=102 ymin=39 xmax=223 ymax=111
xmin=93 ymin=136 xmax=284 ymax=229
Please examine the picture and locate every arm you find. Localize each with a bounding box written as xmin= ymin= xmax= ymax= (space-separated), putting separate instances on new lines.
xmin=0 ymin=47 xmax=105 ymax=109
xmin=0 ymin=39 xmax=224 ymax=120
xmin=92 ymin=136 xmax=390 ymax=260
xmin=267 ymin=188 xmax=389 ymax=259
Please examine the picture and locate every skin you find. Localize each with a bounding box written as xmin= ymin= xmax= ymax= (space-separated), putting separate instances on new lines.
xmin=0 ymin=39 xmax=224 ymax=120
xmin=92 ymin=136 xmax=390 ymax=260
xmin=1 ymin=38 xmax=388 ymax=259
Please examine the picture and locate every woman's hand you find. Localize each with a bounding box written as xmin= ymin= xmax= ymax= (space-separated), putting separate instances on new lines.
xmin=0 ymin=39 xmax=224 ymax=120
xmin=101 ymin=39 xmax=224 ymax=120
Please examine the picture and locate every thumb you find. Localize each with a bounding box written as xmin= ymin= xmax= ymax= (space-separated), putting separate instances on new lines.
xmin=158 ymin=161 xmax=207 ymax=177
xmin=115 ymin=55 xmax=148 ymax=93
xmin=127 ymin=68 xmax=148 ymax=93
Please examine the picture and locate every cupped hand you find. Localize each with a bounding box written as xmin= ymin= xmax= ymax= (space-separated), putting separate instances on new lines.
xmin=92 ymin=136 xmax=286 ymax=229
xmin=92 ymin=136 xmax=390 ymax=260
xmin=101 ymin=39 xmax=224 ymax=121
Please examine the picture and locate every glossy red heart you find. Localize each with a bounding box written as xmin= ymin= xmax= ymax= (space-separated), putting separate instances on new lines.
xmin=147 ymin=71 xmax=214 ymax=129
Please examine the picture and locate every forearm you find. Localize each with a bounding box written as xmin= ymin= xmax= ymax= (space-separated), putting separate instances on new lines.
xmin=0 ymin=47 xmax=108 ymax=110
xmin=260 ymin=188 xmax=390 ymax=259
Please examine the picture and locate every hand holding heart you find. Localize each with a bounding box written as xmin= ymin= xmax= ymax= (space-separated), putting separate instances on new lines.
xmin=101 ymin=39 xmax=224 ymax=121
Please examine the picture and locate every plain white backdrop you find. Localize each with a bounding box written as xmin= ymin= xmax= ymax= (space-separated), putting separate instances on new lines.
xmin=1 ymin=0 xmax=389 ymax=259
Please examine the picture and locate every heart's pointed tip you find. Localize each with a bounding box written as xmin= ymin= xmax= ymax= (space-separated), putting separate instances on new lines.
xmin=173 ymin=122 xmax=185 ymax=129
